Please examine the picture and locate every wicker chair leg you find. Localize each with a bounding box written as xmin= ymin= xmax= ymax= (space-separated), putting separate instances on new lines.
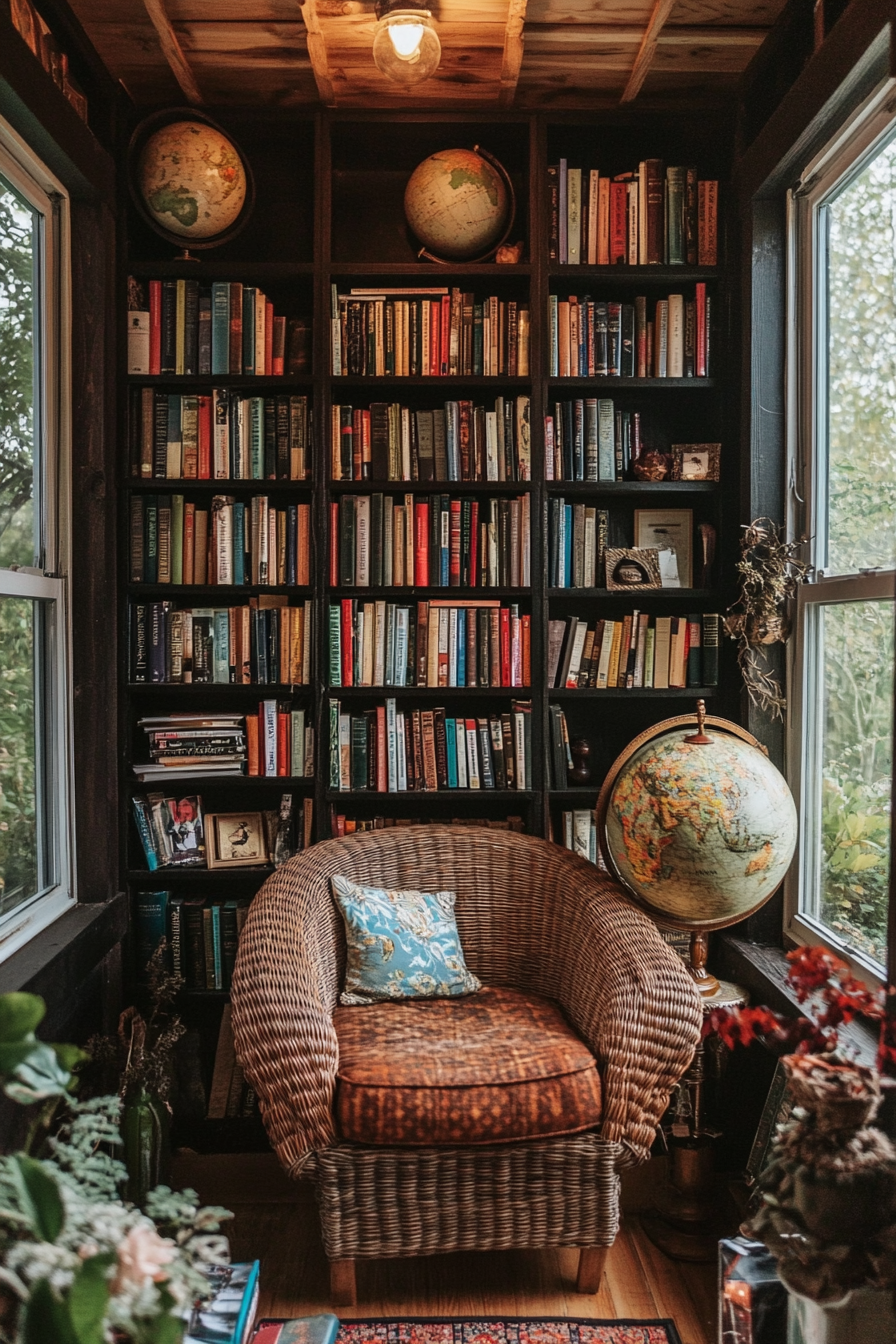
xmin=576 ymin=1245 xmax=609 ymax=1293
xmin=330 ymin=1258 xmax=357 ymax=1306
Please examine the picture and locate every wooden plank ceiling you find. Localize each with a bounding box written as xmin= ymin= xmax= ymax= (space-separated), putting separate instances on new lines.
xmin=67 ymin=0 xmax=784 ymax=109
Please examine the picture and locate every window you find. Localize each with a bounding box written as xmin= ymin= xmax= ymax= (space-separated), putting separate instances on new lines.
xmin=0 ymin=120 xmax=73 ymax=958
xmin=788 ymin=81 xmax=896 ymax=981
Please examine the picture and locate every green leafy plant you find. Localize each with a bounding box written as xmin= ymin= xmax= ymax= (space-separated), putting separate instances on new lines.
xmin=0 ymin=992 xmax=231 ymax=1344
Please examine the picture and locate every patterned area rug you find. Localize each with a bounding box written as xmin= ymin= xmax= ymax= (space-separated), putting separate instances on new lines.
xmin=255 ymin=1319 xmax=682 ymax=1344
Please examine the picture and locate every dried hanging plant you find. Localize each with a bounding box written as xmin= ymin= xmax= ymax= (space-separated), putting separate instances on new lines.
xmin=724 ymin=517 xmax=812 ymax=719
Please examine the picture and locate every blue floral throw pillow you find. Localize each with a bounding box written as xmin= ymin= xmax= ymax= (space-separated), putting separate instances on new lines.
xmin=330 ymin=874 xmax=481 ymax=1006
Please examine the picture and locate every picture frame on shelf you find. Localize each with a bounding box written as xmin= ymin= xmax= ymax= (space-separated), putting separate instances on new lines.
xmin=671 ymin=443 xmax=721 ymax=481
xmin=206 ymin=812 xmax=269 ymax=869
xmin=634 ymin=508 xmax=693 ymax=588
xmin=605 ymin=547 xmax=662 ymax=591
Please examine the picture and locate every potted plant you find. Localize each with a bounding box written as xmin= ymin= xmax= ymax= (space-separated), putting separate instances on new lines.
xmin=708 ymin=946 xmax=896 ymax=1341
xmin=0 ymin=989 xmax=231 ymax=1343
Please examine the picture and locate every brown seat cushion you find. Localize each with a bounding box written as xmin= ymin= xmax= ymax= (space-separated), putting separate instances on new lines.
xmin=333 ymin=986 xmax=602 ymax=1146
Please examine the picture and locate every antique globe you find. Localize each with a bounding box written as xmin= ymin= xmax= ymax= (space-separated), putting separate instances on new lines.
xmin=596 ymin=702 xmax=798 ymax=995
xmin=130 ymin=113 xmax=253 ymax=252
xmin=404 ymin=147 xmax=513 ymax=262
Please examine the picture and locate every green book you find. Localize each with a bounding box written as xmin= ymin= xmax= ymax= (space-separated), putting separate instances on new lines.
xmin=242 ymin=286 xmax=257 ymax=375
xmin=212 ymin=610 xmax=230 ymax=683
xmin=291 ymin=708 xmax=305 ymax=775
xmin=170 ymin=494 xmax=184 ymax=585
xmin=350 ymin=714 xmax=368 ymax=791
xmin=211 ymin=281 xmax=230 ymax=375
xmin=135 ymin=889 xmax=170 ymax=984
xmin=221 ymin=901 xmax=239 ymax=988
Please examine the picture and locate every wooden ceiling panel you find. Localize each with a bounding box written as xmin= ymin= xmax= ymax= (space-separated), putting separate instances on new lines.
xmin=526 ymin=0 xmax=653 ymax=22
xmin=66 ymin=0 xmax=185 ymax=103
xmin=668 ymin=0 xmax=786 ymax=25
xmin=177 ymin=21 xmax=318 ymax=104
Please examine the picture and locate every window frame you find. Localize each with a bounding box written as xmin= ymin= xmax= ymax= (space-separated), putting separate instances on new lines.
xmin=0 ymin=117 xmax=75 ymax=962
xmin=785 ymin=77 xmax=896 ymax=985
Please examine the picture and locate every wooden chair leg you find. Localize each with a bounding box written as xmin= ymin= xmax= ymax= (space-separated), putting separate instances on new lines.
xmin=330 ymin=1258 xmax=357 ymax=1306
xmin=576 ymin=1245 xmax=609 ymax=1293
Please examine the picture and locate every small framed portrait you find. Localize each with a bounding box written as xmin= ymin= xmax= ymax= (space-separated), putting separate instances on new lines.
xmin=206 ymin=812 xmax=269 ymax=870
xmin=671 ymin=443 xmax=721 ymax=481
xmin=605 ymin=547 xmax=662 ymax=591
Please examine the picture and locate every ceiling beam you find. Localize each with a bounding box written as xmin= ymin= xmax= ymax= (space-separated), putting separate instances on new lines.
xmin=300 ymin=0 xmax=337 ymax=106
xmin=524 ymin=23 xmax=767 ymax=45
xmin=141 ymin=0 xmax=204 ymax=104
xmin=498 ymin=0 xmax=528 ymax=107
xmin=620 ymin=0 xmax=677 ymax=103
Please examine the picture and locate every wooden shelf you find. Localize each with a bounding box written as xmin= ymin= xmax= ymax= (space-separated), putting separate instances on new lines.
xmin=325 ymin=790 xmax=536 ymax=801
xmin=125 ymin=479 xmax=313 ymax=493
xmin=329 ymin=686 xmax=529 ymax=697
xmin=333 ymin=375 xmax=531 ymax=388
xmin=127 ymin=261 xmax=315 ymax=279
xmin=547 ymin=587 xmax=715 ymax=598
xmin=124 ymin=374 xmax=313 ymax=388
xmin=548 ymin=265 xmax=718 ymax=283
xmin=330 ymin=263 xmax=532 ymax=278
xmin=328 ymin=586 xmax=531 ymax=598
xmin=328 ymin=480 xmax=532 ymax=495
xmin=128 ymin=683 xmax=314 ymax=694
xmin=126 ymin=866 xmax=274 ymax=882
xmin=545 ymin=480 xmax=718 ymax=494
xmin=549 ymin=686 xmax=718 ymax=698
xmin=131 ymin=774 xmax=315 ymax=786
xmin=128 ymin=584 xmax=314 ymax=597
xmin=546 ymin=376 xmax=716 ymax=389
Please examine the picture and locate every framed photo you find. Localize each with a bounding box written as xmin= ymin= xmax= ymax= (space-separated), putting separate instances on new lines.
xmin=671 ymin=443 xmax=720 ymax=481
xmin=605 ymin=547 xmax=662 ymax=591
xmin=206 ymin=812 xmax=269 ymax=870
xmin=635 ymin=508 xmax=693 ymax=587
xmin=746 ymin=1059 xmax=794 ymax=1189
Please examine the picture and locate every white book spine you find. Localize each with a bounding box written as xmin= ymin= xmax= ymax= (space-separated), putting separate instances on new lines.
xmin=396 ymin=711 xmax=407 ymax=790
xmin=213 ymin=389 xmax=230 ymax=479
xmin=386 ymin=697 xmax=397 ymax=792
xmin=374 ymin=601 xmax=386 ymax=686
xmin=438 ymin=608 xmax=449 ymax=687
xmin=513 ymin=710 xmax=526 ymax=789
xmin=448 ymin=608 xmax=458 ymax=687
xmin=465 ymin=722 xmax=480 ymax=789
xmin=455 ymin=719 xmax=468 ymax=788
xmin=485 ymin=411 xmax=499 ymax=480
xmin=262 ymin=698 xmax=278 ymax=776
xmin=597 ymin=399 xmax=615 ymax=482
xmin=338 ymin=711 xmax=350 ymax=790
xmin=127 ymin=311 xmax=150 ymax=375
xmin=394 ymin=607 xmax=409 ymax=688
xmin=596 ymin=621 xmax=615 ymax=689
xmin=668 ymin=293 xmax=684 ymax=377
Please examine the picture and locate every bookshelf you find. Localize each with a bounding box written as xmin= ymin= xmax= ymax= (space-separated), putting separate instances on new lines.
xmin=119 ymin=108 xmax=737 ymax=1149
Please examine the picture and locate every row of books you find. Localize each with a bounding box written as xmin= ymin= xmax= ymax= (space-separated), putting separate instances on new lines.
xmin=134 ymin=706 xmax=314 ymax=783
xmin=126 ymin=276 xmax=311 ymax=377
xmin=330 ymin=398 xmax=531 ymax=483
xmin=330 ymin=493 xmax=531 ymax=590
xmin=132 ymin=793 xmax=206 ymax=871
xmin=328 ymin=600 xmax=531 ymax=689
xmin=128 ymin=389 xmax=312 ymax=482
xmin=548 ymin=611 xmax=720 ymax=691
xmin=548 ymin=288 xmax=710 ymax=379
xmin=329 ymin=698 xmax=533 ymax=793
xmin=132 ymin=792 xmax=313 ymax=875
xmin=130 ymin=599 xmax=313 ymax=685
xmin=329 ymin=811 xmax=527 ymax=835
xmin=548 ymin=162 xmax=718 ymax=267
xmin=129 ymin=495 xmax=312 ymax=588
xmin=136 ymin=888 xmax=247 ymax=990
xmin=556 ymin=808 xmax=601 ymax=865
xmin=331 ymin=286 xmax=530 ymax=377
xmin=546 ymin=401 xmax=653 ymax=483
xmin=209 ymin=1007 xmax=259 ymax=1121
xmin=548 ymin=501 xmax=609 ymax=588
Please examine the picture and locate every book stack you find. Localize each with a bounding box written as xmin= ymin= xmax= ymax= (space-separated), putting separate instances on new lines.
xmin=131 ymin=794 xmax=206 ymax=872
xmin=547 ymin=160 xmax=718 ymax=266
xmin=330 ymin=811 xmax=526 ymax=835
xmin=548 ymin=611 xmax=720 ymax=690
xmin=129 ymin=389 xmax=311 ymax=482
xmin=130 ymin=495 xmax=312 ymax=588
xmin=546 ymin=401 xmax=654 ymax=482
xmin=548 ymin=287 xmax=710 ymax=378
xmin=134 ymin=889 xmax=250 ymax=989
xmin=329 ymin=600 xmax=531 ymax=688
xmin=330 ymin=494 xmax=531 ymax=590
xmin=558 ymin=808 xmax=599 ymax=865
xmin=330 ymin=397 xmax=531 ymax=482
xmin=548 ymin=501 xmax=609 ymax=587
xmin=245 ymin=701 xmax=314 ymax=777
xmin=134 ymin=713 xmax=247 ymax=783
xmin=126 ymin=276 xmax=311 ymax=377
xmin=331 ymin=286 xmax=530 ymax=376
xmin=130 ymin=598 xmax=313 ymax=685
xmin=329 ymin=697 xmax=533 ymax=792
xmin=182 ymin=1257 xmax=260 ymax=1344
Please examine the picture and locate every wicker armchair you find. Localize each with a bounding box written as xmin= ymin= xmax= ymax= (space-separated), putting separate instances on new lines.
xmin=231 ymin=825 xmax=702 ymax=1303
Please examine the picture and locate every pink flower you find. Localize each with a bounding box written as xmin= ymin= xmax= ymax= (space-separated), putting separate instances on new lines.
xmin=112 ymin=1224 xmax=175 ymax=1292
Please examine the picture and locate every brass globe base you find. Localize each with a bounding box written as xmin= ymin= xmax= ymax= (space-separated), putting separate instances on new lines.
xmin=642 ymin=1138 xmax=733 ymax=1263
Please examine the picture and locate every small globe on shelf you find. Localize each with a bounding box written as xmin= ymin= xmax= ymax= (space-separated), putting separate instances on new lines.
xmin=597 ymin=700 xmax=798 ymax=996
xmin=404 ymin=146 xmax=515 ymax=263
xmin=129 ymin=110 xmax=254 ymax=259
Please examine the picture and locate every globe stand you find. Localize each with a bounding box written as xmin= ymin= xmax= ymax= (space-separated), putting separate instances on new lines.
xmin=688 ymin=930 xmax=720 ymax=997
xmin=173 ymin=249 xmax=200 ymax=263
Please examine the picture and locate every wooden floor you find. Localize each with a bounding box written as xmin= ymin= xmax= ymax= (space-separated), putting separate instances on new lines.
xmin=176 ymin=1154 xmax=716 ymax=1344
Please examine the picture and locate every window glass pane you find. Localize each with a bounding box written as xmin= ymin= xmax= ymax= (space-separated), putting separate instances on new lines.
xmin=0 ymin=175 xmax=38 ymax=570
xmin=0 ymin=594 xmax=47 ymax=917
xmin=811 ymin=599 xmax=893 ymax=966
xmin=825 ymin=134 xmax=896 ymax=574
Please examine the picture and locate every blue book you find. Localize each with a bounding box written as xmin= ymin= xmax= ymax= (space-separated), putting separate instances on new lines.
xmin=132 ymin=798 xmax=159 ymax=872
xmin=210 ymin=903 xmax=223 ymax=990
xmin=242 ymin=287 xmax=256 ymax=375
xmin=250 ymin=398 xmax=265 ymax=479
xmin=457 ymin=616 xmax=466 ymax=686
xmin=135 ymin=889 xmax=170 ymax=980
xmin=446 ymin=717 xmax=458 ymax=787
xmin=211 ymin=282 xmax=230 ymax=376
xmin=564 ymin=505 xmax=573 ymax=588
xmin=440 ymin=496 xmax=450 ymax=586
xmin=183 ymin=1260 xmax=261 ymax=1344
xmin=233 ymin=504 xmax=246 ymax=586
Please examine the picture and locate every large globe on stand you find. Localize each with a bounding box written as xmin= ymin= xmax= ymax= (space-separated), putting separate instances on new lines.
xmin=404 ymin=148 xmax=513 ymax=262
xmin=596 ymin=703 xmax=798 ymax=993
xmin=131 ymin=115 xmax=252 ymax=250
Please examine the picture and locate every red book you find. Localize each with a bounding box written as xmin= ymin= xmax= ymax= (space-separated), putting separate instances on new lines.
xmin=376 ymin=704 xmax=387 ymax=791
xmin=258 ymin=705 xmax=268 ymax=775
xmin=500 ymin=607 xmax=511 ymax=687
xmin=439 ymin=296 xmax=451 ymax=376
xmin=609 ymin=182 xmax=628 ymax=265
xmin=352 ymin=408 xmax=363 ymax=481
xmin=695 ymin=282 xmax=707 ymax=377
xmin=245 ymin=713 xmax=259 ymax=776
xmin=264 ymin=301 xmax=274 ymax=376
xmin=341 ymin=599 xmax=354 ymax=688
xmin=521 ymin=613 xmax=531 ymax=686
xmin=414 ymin=502 xmax=430 ymax=587
xmin=197 ymin=395 xmax=211 ymax=479
xmin=448 ymin=500 xmax=462 ymax=586
xmin=277 ymin=708 xmax=289 ymax=776
xmin=149 ymin=280 xmax=161 ymax=375
xmin=361 ymin=409 xmax=371 ymax=479
xmin=329 ymin=503 xmax=339 ymax=586
xmin=469 ymin=499 xmax=479 ymax=587
xmin=430 ymin=300 xmax=440 ymax=376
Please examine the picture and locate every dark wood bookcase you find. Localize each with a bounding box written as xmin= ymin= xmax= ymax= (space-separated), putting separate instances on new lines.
xmin=119 ymin=108 xmax=737 ymax=1150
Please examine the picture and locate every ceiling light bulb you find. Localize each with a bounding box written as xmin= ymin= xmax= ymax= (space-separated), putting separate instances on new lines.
xmin=388 ymin=21 xmax=425 ymax=59
xmin=372 ymin=6 xmax=441 ymax=85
